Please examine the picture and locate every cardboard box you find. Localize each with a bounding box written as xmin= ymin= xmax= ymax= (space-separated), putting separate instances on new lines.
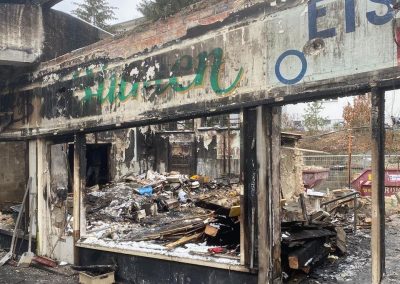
xmin=79 ymin=271 xmax=115 ymax=284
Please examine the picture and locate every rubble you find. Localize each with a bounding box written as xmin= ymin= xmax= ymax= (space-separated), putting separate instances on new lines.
xmin=81 ymin=170 xmax=242 ymax=261
xmin=0 ymin=212 xmax=14 ymax=231
xmin=282 ymin=180 xmax=400 ymax=282
xmin=282 ymin=187 xmax=357 ymax=279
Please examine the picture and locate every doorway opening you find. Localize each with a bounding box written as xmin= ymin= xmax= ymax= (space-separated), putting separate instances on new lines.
xmin=68 ymin=143 xmax=111 ymax=188
xmin=86 ymin=144 xmax=111 ymax=187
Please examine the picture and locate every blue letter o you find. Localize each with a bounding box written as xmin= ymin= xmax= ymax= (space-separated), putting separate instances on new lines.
xmin=275 ymin=50 xmax=307 ymax=85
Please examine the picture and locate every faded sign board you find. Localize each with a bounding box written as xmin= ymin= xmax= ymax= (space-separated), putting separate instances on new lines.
xmin=2 ymin=0 xmax=400 ymax=138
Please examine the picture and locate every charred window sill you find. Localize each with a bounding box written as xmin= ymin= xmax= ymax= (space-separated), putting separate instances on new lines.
xmin=76 ymin=241 xmax=250 ymax=273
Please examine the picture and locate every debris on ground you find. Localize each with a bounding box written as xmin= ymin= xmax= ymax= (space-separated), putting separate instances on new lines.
xmin=0 ymin=261 xmax=78 ymax=284
xmin=282 ymin=179 xmax=400 ymax=283
xmin=80 ymin=170 xmax=242 ymax=262
xmin=0 ymin=212 xmax=14 ymax=231
xmin=2 ymin=166 xmax=400 ymax=282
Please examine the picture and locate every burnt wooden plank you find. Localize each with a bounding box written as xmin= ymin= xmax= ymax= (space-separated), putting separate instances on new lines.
xmin=370 ymin=87 xmax=386 ymax=283
xmin=73 ymin=133 xmax=86 ymax=265
xmin=335 ymin=227 xmax=347 ymax=254
xmin=257 ymin=105 xmax=282 ymax=284
xmin=242 ymin=108 xmax=257 ymax=269
xmin=299 ymin=193 xmax=309 ymax=224
xmin=288 ymin=239 xmax=328 ymax=271
xmin=281 ymin=229 xmax=335 ymax=243
xmin=270 ymin=107 xmax=282 ymax=281
xmin=194 ymin=200 xmax=230 ymax=216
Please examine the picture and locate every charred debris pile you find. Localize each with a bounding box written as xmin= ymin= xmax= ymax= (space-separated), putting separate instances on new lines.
xmin=81 ymin=170 xmax=241 ymax=258
xmin=281 ymin=187 xmax=380 ymax=281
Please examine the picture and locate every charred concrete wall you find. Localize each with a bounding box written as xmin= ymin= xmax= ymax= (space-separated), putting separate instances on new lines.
xmin=0 ymin=4 xmax=44 ymax=65
xmin=0 ymin=4 xmax=107 ymax=66
xmin=41 ymin=9 xmax=109 ymax=61
xmin=0 ymin=142 xmax=27 ymax=210
xmin=280 ymin=134 xmax=304 ymax=199
xmin=86 ymin=127 xmax=156 ymax=181
xmin=0 ymin=4 xmax=108 ymax=91
xmin=281 ymin=147 xmax=304 ymax=200
xmin=86 ymin=126 xmax=242 ymax=181
xmin=85 ymin=127 xmax=304 ymax=186
xmin=2 ymin=0 xmax=398 ymax=140
xmin=197 ymin=129 xmax=240 ymax=178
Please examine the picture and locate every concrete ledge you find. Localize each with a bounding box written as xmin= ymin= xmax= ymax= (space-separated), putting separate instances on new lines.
xmin=0 ymin=4 xmax=43 ymax=66
xmin=78 ymin=245 xmax=257 ymax=283
xmin=77 ymin=242 xmax=251 ymax=273
xmin=0 ymin=48 xmax=37 ymax=66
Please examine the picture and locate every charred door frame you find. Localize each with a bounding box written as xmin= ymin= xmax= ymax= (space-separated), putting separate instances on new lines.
xmin=21 ymin=88 xmax=387 ymax=284
xmin=17 ymin=83 xmax=387 ymax=284
xmin=275 ymin=87 xmax=387 ymax=284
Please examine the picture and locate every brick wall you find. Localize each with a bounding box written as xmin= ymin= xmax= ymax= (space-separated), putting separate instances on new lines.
xmin=38 ymin=0 xmax=262 ymax=72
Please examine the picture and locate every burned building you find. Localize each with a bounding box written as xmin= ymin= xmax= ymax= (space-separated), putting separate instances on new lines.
xmin=0 ymin=0 xmax=394 ymax=283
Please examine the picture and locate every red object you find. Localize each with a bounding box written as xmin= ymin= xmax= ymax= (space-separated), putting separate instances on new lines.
xmin=208 ymin=247 xmax=225 ymax=254
xmin=32 ymin=255 xmax=57 ymax=268
xmin=302 ymin=168 xmax=330 ymax=189
xmin=351 ymin=169 xmax=400 ymax=197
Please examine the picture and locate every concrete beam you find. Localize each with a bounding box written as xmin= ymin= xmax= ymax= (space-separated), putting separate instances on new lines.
xmin=0 ymin=4 xmax=44 ymax=66
xmin=0 ymin=49 xmax=39 ymax=66
xmin=0 ymin=0 xmax=64 ymax=7
xmin=33 ymin=0 xmax=63 ymax=8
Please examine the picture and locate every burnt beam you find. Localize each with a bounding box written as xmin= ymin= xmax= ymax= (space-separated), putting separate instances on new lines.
xmin=370 ymin=87 xmax=385 ymax=284
xmin=256 ymin=105 xmax=281 ymax=284
xmin=73 ymin=133 xmax=86 ymax=265
xmin=242 ymin=108 xmax=257 ymax=268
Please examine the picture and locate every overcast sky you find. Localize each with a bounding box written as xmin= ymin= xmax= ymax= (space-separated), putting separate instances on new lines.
xmin=53 ymin=0 xmax=143 ymax=24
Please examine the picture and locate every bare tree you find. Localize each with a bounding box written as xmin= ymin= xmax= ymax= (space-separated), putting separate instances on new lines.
xmin=343 ymin=94 xmax=371 ymax=130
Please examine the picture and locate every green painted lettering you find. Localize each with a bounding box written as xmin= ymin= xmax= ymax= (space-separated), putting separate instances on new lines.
xmin=83 ymin=68 xmax=104 ymax=102
xmin=103 ymin=73 xmax=116 ymax=104
xmin=79 ymin=48 xmax=244 ymax=104
xmin=118 ymin=79 xmax=139 ymax=101
xmin=210 ymin=48 xmax=244 ymax=95
xmin=84 ymin=67 xmax=117 ymax=104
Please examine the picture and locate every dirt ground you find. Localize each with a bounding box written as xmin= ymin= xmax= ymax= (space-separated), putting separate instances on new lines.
xmin=298 ymin=129 xmax=400 ymax=155
xmin=297 ymin=214 xmax=400 ymax=284
xmin=0 ymin=265 xmax=78 ymax=284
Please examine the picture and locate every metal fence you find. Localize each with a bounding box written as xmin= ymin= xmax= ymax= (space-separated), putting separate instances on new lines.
xmin=303 ymin=154 xmax=400 ymax=190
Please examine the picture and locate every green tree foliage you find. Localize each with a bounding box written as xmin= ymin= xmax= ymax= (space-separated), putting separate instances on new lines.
xmin=72 ymin=0 xmax=117 ymax=31
xmin=138 ymin=0 xmax=201 ymax=21
xmin=303 ymin=101 xmax=328 ymax=134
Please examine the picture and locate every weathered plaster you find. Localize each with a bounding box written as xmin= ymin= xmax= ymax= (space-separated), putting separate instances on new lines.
xmin=0 ymin=142 xmax=27 ymax=210
xmin=0 ymin=4 xmax=44 ymax=65
xmin=2 ymin=0 xmax=397 ymax=139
